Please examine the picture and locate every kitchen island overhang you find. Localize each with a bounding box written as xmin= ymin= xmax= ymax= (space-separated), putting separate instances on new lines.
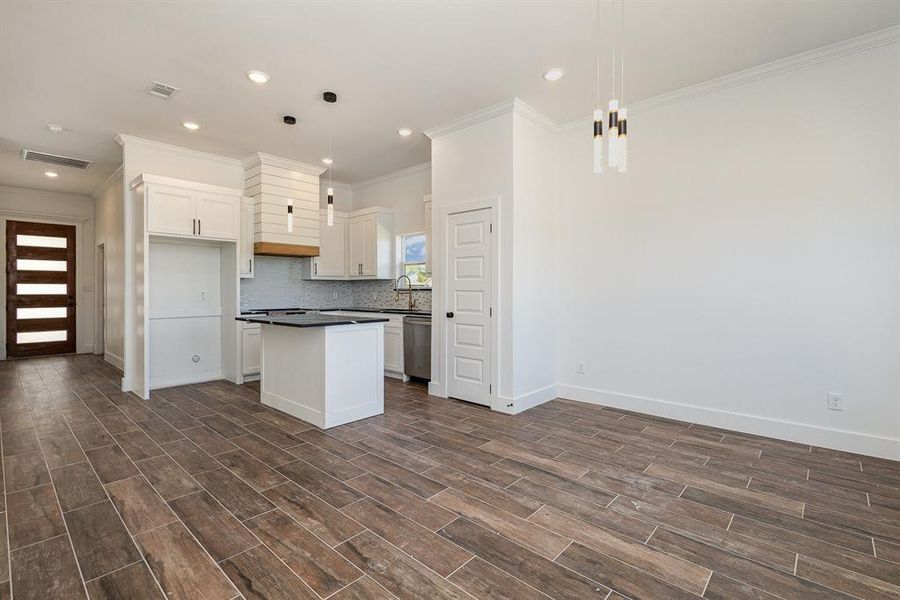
xmin=236 ymin=314 xmax=389 ymax=428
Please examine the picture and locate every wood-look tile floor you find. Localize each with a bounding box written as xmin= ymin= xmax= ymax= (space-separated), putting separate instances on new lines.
xmin=1 ymin=355 xmax=898 ymax=599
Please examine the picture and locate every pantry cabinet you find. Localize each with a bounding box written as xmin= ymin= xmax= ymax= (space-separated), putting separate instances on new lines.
xmin=146 ymin=178 xmax=240 ymax=241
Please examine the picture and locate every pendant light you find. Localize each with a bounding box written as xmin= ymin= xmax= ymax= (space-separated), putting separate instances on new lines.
xmin=592 ymin=0 xmax=603 ymax=173
xmin=616 ymin=0 xmax=628 ymax=172
xmin=323 ymin=91 xmax=337 ymax=226
xmin=283 ymin=115 xmax=296 ymax=232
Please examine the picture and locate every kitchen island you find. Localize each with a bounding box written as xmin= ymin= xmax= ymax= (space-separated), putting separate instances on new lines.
xmin=236 ymin=313 xmax=388 ymax=428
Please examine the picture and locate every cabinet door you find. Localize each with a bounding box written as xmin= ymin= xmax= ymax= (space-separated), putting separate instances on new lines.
xmin=314 ymin=213 xmax=346 ymax=278
xmin=383 ymin=324 xmax=404 ymax=374
xmin=196 ymin=192 xmax=240 ymax=240
xmin=348 ymin=218 xmax=367 ymax=277
xmin=239 ymin=200 xmax=254 ymax=278
xmin=241 ymin=326 xmax=260 ymax=375
xmin=147 ymin=184 xmax=195 ymax=236
xmin=361 ymin=218 xmax=377 ymax=276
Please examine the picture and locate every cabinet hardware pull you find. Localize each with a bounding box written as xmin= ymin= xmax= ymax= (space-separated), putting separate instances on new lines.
xmin=198 ymin=219 xmax=201 ymax=236
xmin=192 ymin=219 xmax=196 ymax=235
xmin=314 ymin=263 xmax=317 ymax=275
xmin=249 ymin=258 xmax=253 ymax=273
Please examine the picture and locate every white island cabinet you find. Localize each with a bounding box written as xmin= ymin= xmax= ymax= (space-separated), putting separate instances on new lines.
xmin=239 ymin=313 xmax=387 ymax=428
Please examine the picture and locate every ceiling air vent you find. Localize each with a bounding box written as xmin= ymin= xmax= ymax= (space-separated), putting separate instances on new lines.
xmin=21 ymin=149 xmax=92 ymax=170
xmin=146 ymin=80 xmax=178 ymax=99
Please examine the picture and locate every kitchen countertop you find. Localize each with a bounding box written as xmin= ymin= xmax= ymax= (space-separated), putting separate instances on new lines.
xmin=236 ymin=314 xmax=389 ymax=328
xmin=241 ymin=307 xmax=431 ymax=317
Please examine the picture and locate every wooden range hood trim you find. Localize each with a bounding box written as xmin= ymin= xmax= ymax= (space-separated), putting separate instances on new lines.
xmin=253 ymin=242 xmax=320 ymax=257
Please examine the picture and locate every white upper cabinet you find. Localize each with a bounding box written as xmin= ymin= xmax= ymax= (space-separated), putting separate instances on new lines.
xmin=195 ymin=191 xmax=240 ymax=240
xmin=147 ymin=184 xmax=195 ymax=237
xmin=312 ymin=210 xmax=347 ymax=279
xmin=239 ymin=198 xmax=254 ymax=279
xmin=303 ymin=207 xmax=394 ymax=280
xmin=143 ymin=176 xmax=240 ymax=241
xmin=349 ymin=208 xmax=393 ymax=279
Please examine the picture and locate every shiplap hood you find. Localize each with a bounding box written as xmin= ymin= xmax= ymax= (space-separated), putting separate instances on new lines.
xmin=243 ymin=153 xmax=326 ymax=257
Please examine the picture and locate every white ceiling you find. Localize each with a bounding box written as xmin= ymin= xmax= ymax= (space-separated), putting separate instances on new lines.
xmin=1 ymin=0 xmax=898 ymax=196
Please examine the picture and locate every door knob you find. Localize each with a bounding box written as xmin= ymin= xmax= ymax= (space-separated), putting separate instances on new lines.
xmin=446 ymin=312 xmax=454 ymax=318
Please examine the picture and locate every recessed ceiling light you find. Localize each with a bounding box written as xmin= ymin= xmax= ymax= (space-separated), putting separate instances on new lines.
xmin=47 ymin=124 xmax=65 ymax=134
xmin=321 ymin=158 xmax=333 ymax=165
xmin=182 ymin=121 xmax=200 ymax=130
xmin=543 ymin=68 xmax=565 ymax=81
xmin=44 ymin=171 xmax=58 ymax=178
xmin=247 ymin=70 xmax=270 ymax=84
xmin=397 ymin=128 xmax=413 ymax=137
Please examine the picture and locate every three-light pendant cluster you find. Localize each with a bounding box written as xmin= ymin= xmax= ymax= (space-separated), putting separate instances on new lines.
xmin=592 ymin=0 xmax=628 ymax=174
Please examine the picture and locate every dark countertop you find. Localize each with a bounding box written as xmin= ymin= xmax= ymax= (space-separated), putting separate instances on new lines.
xmin=236 ymin=314 xmax=389 ymax=328
xmin=241 ymin=307 xmax=431 ymax=317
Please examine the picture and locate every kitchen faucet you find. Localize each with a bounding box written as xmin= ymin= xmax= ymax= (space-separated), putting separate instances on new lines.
xmin=395 ymin=275 xmax=418 ymax=311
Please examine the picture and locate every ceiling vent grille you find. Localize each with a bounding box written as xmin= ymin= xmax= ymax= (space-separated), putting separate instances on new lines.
xmin=21 ymin=149 xmax=92 ymax=170
xmin=146 ymin=81 xmax=179 ymax=98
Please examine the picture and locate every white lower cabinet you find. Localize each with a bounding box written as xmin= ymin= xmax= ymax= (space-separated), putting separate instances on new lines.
xmin=330 ymin=312 xmax=406 ymax=379
xmin=241 ymin=323 xmax=260 ymax=376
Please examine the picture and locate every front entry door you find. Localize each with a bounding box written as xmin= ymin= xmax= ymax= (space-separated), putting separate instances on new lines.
xmin=6 ymin=221 xmax=76 ymax=357
xmin=445 ymin=208 xmax=492 ymax=406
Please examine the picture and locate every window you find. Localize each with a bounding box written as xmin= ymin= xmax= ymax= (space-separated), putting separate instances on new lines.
xmin=399 ymin=232 xmax=430 ymax=288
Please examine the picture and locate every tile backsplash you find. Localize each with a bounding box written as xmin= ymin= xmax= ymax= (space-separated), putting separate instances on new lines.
xmin=240 ymin=256 xmax=431 ymax=311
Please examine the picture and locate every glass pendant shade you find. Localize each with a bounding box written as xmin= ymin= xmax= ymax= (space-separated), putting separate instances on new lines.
xmin=593 ymin=109 xmax=603 ymax=173
xmin=287 ymin=199 xmax=294 ymax=233
xmin=326 ymin=187 xmax=334 ymax=227
xmin=617 ymin=108 xmax=628 ymax=172
xmin=607 ymin=99 xmax=619 ymax=167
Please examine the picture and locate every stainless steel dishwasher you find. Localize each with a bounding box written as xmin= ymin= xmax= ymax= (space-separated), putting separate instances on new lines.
xmin=403 ymin=315 xmax=431 ymax=380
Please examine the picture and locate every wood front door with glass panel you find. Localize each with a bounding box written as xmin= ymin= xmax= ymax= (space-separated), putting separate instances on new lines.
xmin=6 ymin=221 xmax=76 ymax=357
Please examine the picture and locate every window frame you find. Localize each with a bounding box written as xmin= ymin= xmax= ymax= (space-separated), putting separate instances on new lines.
xmin=397 ymin=231 xmax=431 ymax=289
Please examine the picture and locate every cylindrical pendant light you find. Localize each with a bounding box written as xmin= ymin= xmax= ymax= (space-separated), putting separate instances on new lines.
xmin=593 ymin=109 xmax=603 ymax=173
xmin=608 ymin=99 xmax=619 ymax=168
xmin=326 ymin=187 xmax=334 ymax=226
xmin=617 ymin=108 xmax=627 ymax=172
xmin=324 ymin=91 xmax=337 ymax=226
xmin=287 ymin=199 xmax=294 ymax=232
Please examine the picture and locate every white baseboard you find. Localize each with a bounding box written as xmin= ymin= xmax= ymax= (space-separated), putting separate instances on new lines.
xmin=428 ymin=381 xmax=446 ymax=397
xmin=150 ymin=370 xmax=224 ymax=390
xmin=104 ymin=351 xmax=124 ymax=370
xmin=557 ymin=384 xmax=900 ymax=461
xmin=496 ymin=384 xmax=557 ymax=415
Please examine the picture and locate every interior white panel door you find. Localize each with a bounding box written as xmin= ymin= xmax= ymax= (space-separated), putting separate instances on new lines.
xmin=147 ymin=185 xmax=194 ymax=236
xmin=446 ymin=208 xmax=492 ymax=406
xmin=196 ymin=192 xmax=239 ymax=240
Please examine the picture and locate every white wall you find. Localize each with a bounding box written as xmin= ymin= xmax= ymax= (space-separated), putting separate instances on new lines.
xmin=511 ymin=112 xmax=558 ymax=407
xmin=93 ymin=169 xmax=125 ymax=368
xmin=556 ymin=42 xmax=900 ymax=458
xmin=353 ymin=164 xmax=431 ymax=236
xmin=430 ymin=111 xmax=515 ymax=405
xmin=0 ymin=184 xmax=96 ymax=359
xmin=118 ymin=135 xmax=245 ymax=391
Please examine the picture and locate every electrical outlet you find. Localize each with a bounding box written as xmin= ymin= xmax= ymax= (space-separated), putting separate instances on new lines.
xmin=827 ymin=392 xmax=843 ymax=411
xmin=576 ymin=361 xmax=585 ymax=375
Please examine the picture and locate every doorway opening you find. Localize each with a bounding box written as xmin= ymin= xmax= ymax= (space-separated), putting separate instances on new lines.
xmin=5 ymin=220 xmax=77 ymax=357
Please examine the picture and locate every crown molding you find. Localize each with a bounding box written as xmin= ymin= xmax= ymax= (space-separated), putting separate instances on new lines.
xmin=512 ymin=98 xmax=561 ymax=134
xmin=114 ymin=134 xmax=244 ymax=166
xmin=424 ymin=97 xmax=559 ymax=139
xmin=559 ymin=24 xmax=900 ymax=133
xmin=424 ymin=99 xmax=516 ymax=139
xmin=91 ymin=164 xmax=124 ymax=199
xmin=352 ymin=162 xmax=432 ymax=189
xmin=242 ymin=152 xmax=327 ymax=176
